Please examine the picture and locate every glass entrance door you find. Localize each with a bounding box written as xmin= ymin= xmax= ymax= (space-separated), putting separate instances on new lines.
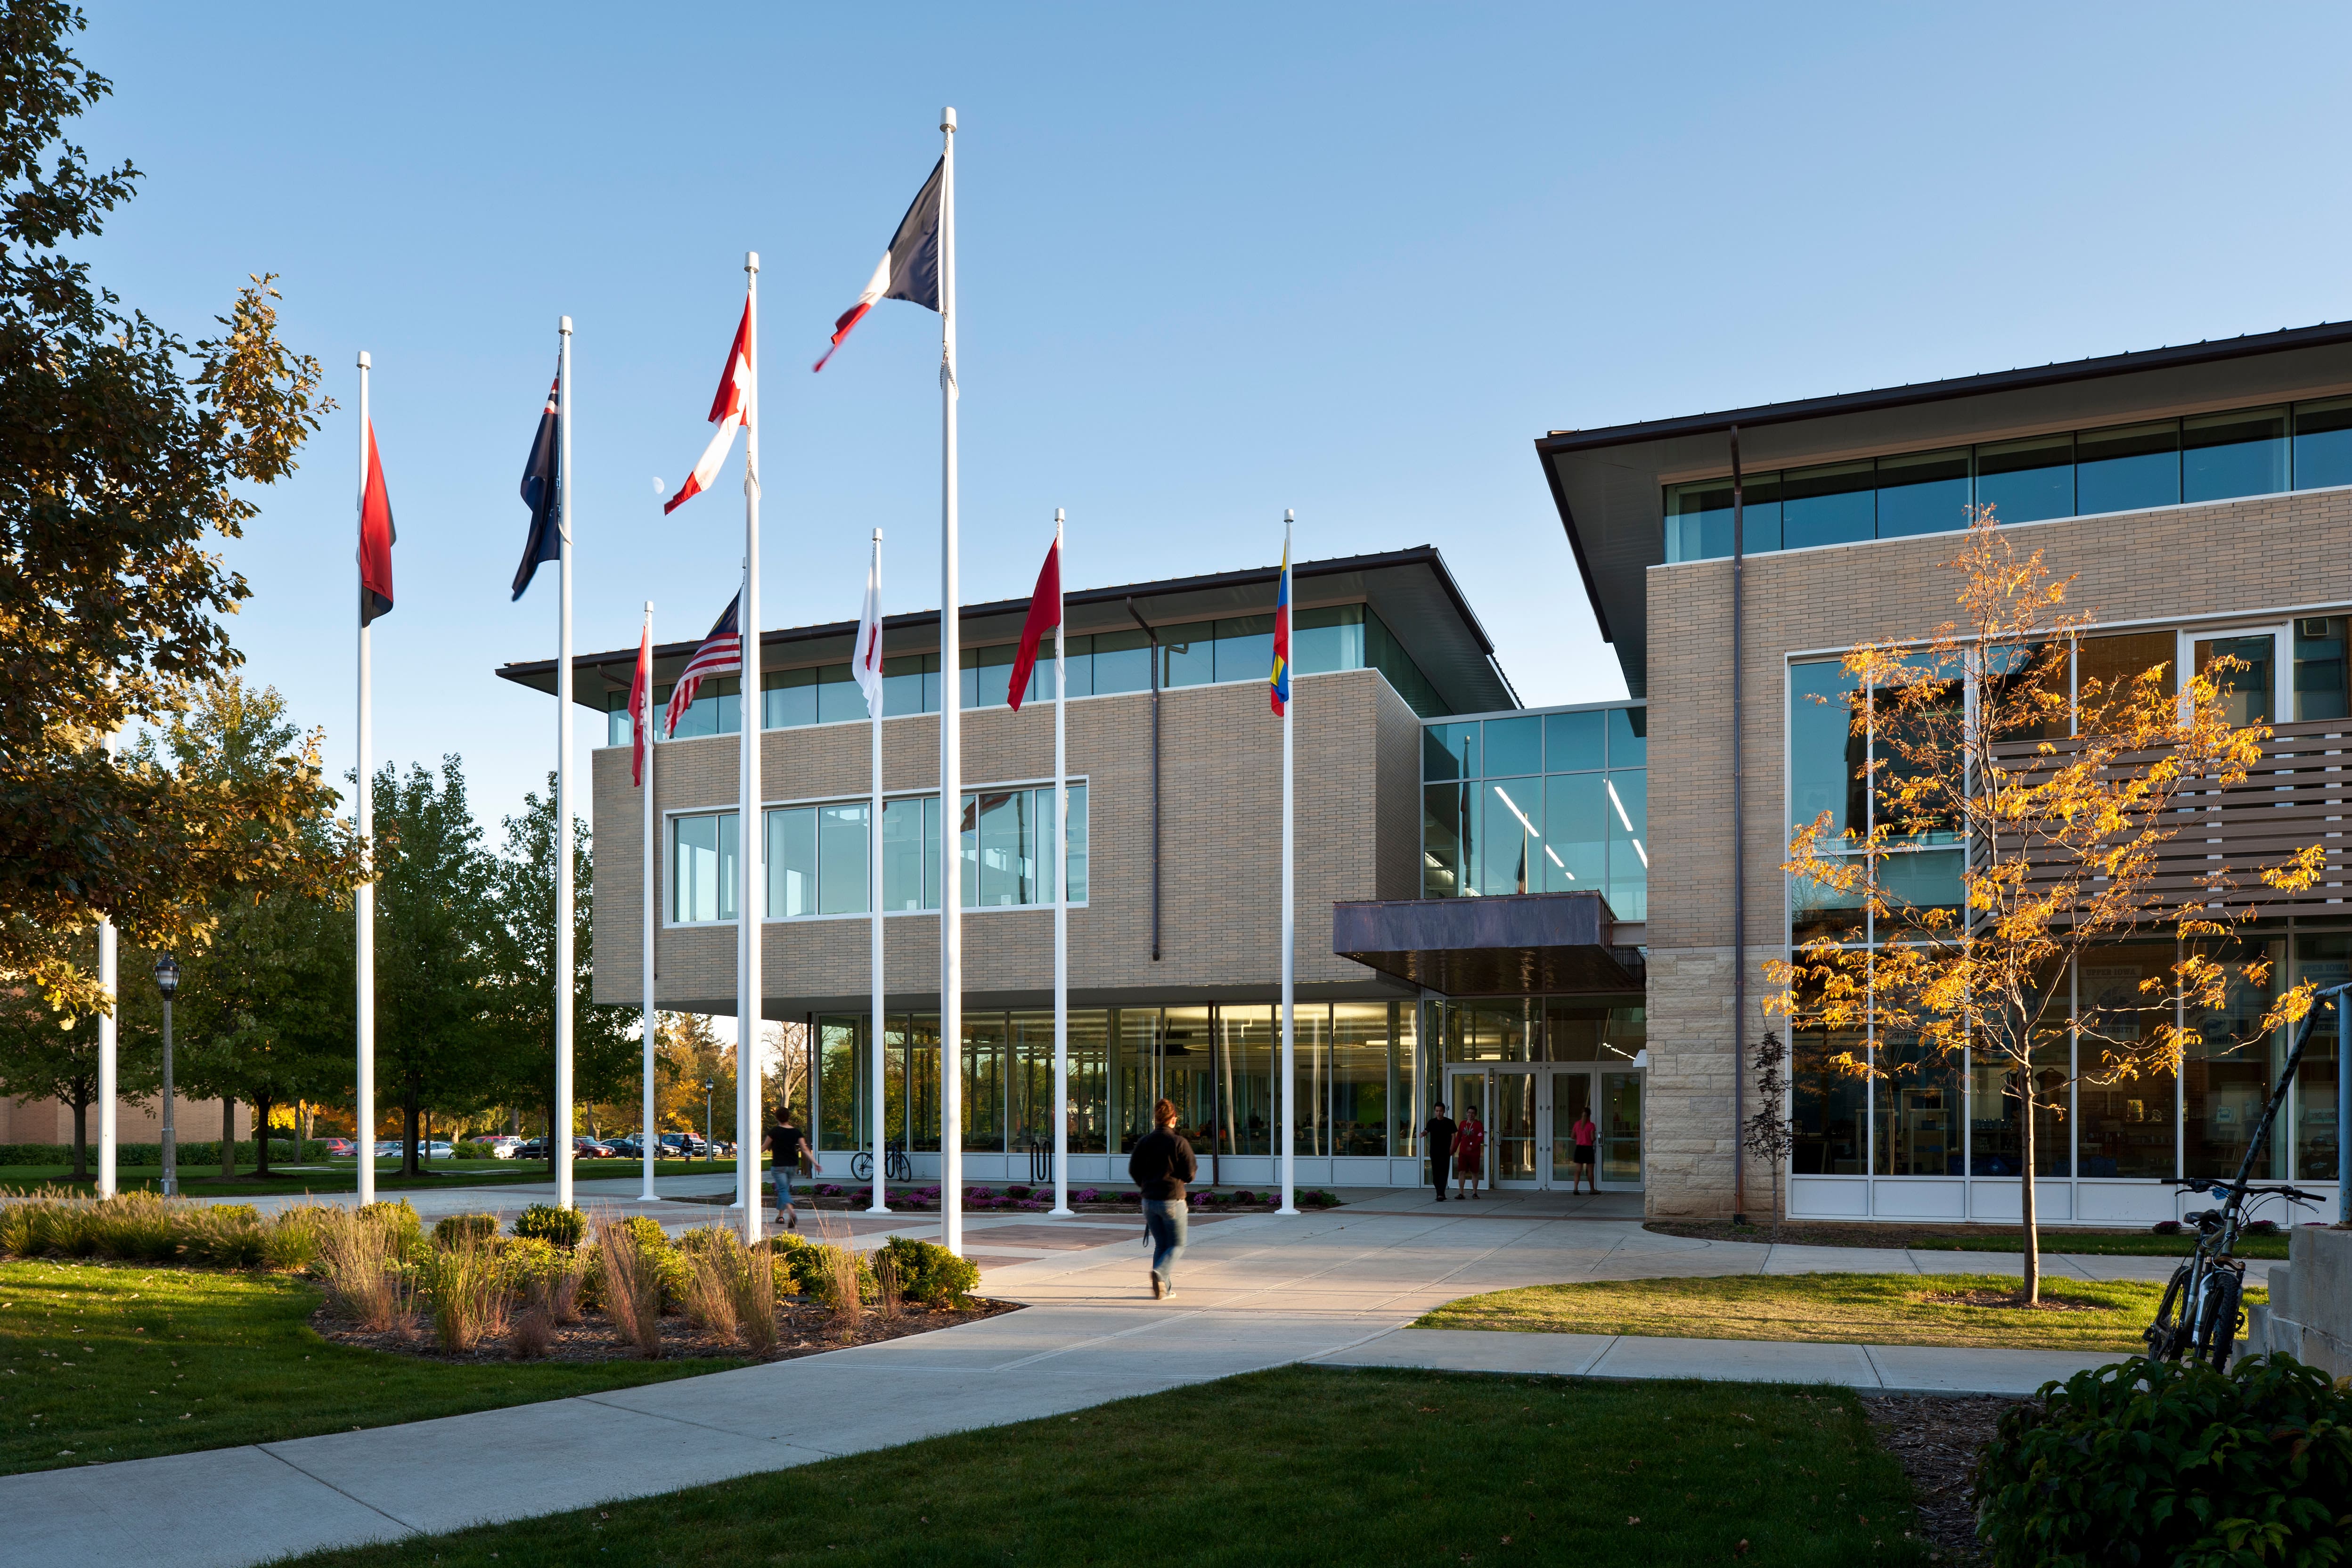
xmin=1446 ymin=1066 xmax=1642 ymax=1192
xmin=1494 ymin=1070 xmax=1539 ymax=1184
xmin=1549 ymin=1069 xmax=1593 ymax=1185
xmin=1446 ymin=1068 xmax=1489 ymax=1186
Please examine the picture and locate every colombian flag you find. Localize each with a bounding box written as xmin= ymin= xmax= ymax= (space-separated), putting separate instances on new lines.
xmin=1269 ymin=544 xmax=1291 ymax=716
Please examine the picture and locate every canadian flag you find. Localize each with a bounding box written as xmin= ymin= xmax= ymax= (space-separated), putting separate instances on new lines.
xmin=627 ymin=618 xmax=653 ymax=787
xmin=663 ymin=299 xmax=752 ymax=514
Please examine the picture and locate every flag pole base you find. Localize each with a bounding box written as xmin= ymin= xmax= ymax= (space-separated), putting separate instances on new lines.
xmin=864 ymin=1204 xmax=892 ymax=1215
xmin=1046 ymin=1207 xmax=1075 ymax=1219
xmin=1276 ymin=1207 xmax=1301 ymax=1217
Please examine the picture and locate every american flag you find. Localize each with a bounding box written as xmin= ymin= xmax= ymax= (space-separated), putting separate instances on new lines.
xmin=664 ymin=593 xmax=742 ymax=737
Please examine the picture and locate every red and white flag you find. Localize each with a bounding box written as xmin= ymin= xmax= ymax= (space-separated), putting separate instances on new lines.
xmin=664 ymin=594 xmax=742 ymax=737
xmin=628 ymin=619 xmax=653 ymax=787
xmin=663 ymin=299 xmax=752 ymax=514
xmin=812 ymin=158 xmax=944 ymax=372
xmin=853 ymin=554 xmax=884 ymax=719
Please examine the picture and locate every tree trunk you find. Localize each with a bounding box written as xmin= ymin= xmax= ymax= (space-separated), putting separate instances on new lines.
xmin=253 ymin=1091 xmax=275 ymax=1178
xmin=68 ymin=1088 xmax=90 ymax=1183
xmin=2017 ymin=1062 xmax=2041 ymax=1305
xmin=402 ymin=1087 xmax=421 ymax=1178
xmin=545 ymin=1094 xmax=558 ymax=1176
xmin=221 ymin=1096 xmax=237 ymax=1181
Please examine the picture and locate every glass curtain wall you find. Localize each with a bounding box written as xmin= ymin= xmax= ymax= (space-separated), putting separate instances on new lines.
xmin=1422 ymin=703 xmax=1648 ymax=920
xmin=1666 ymin=395 xmax=2352 ymax=564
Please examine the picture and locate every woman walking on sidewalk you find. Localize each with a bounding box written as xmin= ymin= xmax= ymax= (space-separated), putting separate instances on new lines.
xmin=1127 ymin=1098 xmax=1196 ymax=1299
xmin=770 ymin=1109 xmax=809 ymax=1230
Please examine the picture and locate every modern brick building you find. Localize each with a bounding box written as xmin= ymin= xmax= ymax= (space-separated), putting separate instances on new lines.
xmin=505 ymin=324 xmax=2347 ymax=1222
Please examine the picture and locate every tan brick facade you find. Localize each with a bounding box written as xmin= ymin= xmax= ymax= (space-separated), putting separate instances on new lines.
xmin=1645 ymin=489 xmax=2352 ymax=1217
xmin=591 ymin=666 xmax=1427 ymax=1018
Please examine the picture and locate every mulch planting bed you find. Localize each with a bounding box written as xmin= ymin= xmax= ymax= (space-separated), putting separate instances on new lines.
xmin=310 ymin=1296 xmax=1019 ymax=1365
xmin=1649 ymin=1219 xmax=2159 ymax=1250
xmin=1861 ymin=1393 xmax=2016 ymax=1566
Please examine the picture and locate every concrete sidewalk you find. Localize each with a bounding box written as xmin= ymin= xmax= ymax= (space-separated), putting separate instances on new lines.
xmin=1 ymin=1205 xmax=2185 ymax=1568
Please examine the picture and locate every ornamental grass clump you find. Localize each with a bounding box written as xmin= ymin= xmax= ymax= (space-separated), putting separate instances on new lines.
xmin=312 ymin=1204 xmax=413 ymax=1331
xmin=1973 ymin=1352 xmax=2352 ymax=1568
xmin=820 ymin=1243 xmax=865 ymax=1334
xmin=413 ymin=1237 xmax=511 ymax=1353
xmin=590 ymin=1213 xmax=665 ymax=1359
xmin=731 ymin=1243 xmax=778 ymax=1356
xmin=676 ymin=1227 xmax=740 ymax=1339
xmin=179 ymin=1204 xmax=269 ymax=1268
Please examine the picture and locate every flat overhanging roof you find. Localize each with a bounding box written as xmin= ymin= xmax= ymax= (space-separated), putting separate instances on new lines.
xmin=1332 ymin=890 xmax=1644 ymax=995
xmin=1535 ymin=320 xmax=2352 ymax=695
xmin=495 ymin=545 xmax=1517 ymax=717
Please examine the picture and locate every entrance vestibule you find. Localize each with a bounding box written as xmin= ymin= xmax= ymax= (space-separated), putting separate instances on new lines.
xmin=1446 ymin=1063 xmax=1642 ymax=1191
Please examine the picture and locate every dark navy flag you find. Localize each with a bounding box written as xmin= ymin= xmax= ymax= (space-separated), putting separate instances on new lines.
xmin=512 ymin=368 xmax=562 ymax=600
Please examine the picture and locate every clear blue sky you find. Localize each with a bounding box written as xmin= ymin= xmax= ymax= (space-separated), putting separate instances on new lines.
xmin=75 ymin=2 xmax=2352 ymax=832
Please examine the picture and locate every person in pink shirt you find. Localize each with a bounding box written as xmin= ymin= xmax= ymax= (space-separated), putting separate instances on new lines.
xmin=1569 ymin=1106 xmax=1599 ymax=1194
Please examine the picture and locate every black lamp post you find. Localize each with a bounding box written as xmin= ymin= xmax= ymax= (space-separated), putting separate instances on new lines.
xmin=704 ymin=1078 xmax=714 ymax=1166
xmin=152 ymin=954 xmax=180 ymax=1197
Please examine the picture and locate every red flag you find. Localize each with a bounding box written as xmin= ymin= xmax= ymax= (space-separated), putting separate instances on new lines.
xmin=1006 ymin=538 xmax=1061 ymax=711
xmin=359 ymin=420 xmax=395 ymax=625
xmin=628 ymin=620 xmax=652 ymax=787
xmin=664 ymin=299 xmax=752 ymax=515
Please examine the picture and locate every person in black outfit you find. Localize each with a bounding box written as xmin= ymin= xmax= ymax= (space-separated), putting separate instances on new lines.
xmin=1425 ymin=1102 xmax=1457 ymax=1202
xmin=1126 ymin=1097 xmax=1197 ymax=1299
xmin=770 ymin=1110 xmax=808 ymax=1230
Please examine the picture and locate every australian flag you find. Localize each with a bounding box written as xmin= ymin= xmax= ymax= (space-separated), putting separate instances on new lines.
xmin=512 ymin=366 xmax=562 ymax=600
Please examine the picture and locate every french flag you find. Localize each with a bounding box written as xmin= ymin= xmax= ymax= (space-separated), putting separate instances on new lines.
xmin=813 ymin=157 xmax=943 ymax=371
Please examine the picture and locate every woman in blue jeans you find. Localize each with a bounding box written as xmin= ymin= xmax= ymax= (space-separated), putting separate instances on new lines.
xmin=1126 ymin=1097 xmax=1197 ymax=1299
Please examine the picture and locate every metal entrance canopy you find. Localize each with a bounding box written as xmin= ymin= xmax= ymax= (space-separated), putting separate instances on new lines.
xmin=1331 ymin=890 xmax=1643 ymax=996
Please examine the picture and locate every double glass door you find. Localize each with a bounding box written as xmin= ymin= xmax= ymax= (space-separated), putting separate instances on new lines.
xmin=1447 ymin=1065 xmax=1642 ymax=1190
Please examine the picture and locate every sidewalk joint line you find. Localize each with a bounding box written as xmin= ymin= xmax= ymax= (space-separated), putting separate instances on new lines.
xmin=253 ymin=1443 xmax=427 ymax=1536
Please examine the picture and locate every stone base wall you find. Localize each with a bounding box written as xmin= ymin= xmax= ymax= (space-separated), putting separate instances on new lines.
xmin=2241 ymin=1226 xmax=2352 ymax=1380
xmin=1644 ymin=944 xmax=1780 ymax=1219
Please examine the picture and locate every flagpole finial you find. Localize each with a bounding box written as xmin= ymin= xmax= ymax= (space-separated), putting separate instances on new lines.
xmin=873 ymin=527 xmax=883 ymax=543
xmin=1054 ymin=507 xmax=1064 ymax=524
xmin=559 ymin=316 xmax=573 ymax=336
xmin=356 ymin=350 xmax=370 ymax=370
xmin=1285 ymin=508 xmax=1295 ymax=523
xmin=745 ymin=251 xmax=760 ymax=274
xmin=941 ymin=106 xmax=957 ymax=132
xmin=645 ymin=600 xmax=654 ymax=614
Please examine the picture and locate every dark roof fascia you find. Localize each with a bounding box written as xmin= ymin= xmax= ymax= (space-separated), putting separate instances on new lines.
xmin=1539 ymin=437 xmax=1611 ymax=646
xmin=1533 ymin=319 xmax=2352 ymax=460
xmin=497 ymin=545 xmax=1498 ymax=697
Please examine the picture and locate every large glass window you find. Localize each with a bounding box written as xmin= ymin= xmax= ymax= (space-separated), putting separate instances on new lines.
xmin=2183 ymin=940 xmax=2284 ymax=1180
xmin=2293 ymin=936 xmax=2346 ymax=1183
xmin=2294 ymin=617 xmax=2348 ymax=720
xmin=2071 ymin=420 xmax=2180 ymax=515
xmin=671 ymin=812 xmax=738 ymax=923
xmin=1420 ymin=703 xmax=1646 ymax=917
xmin=1789 ymin=1011 xmax=1866 ymax=1174
xmin=1293 ymin=604 xmax=1366 ymax=674
xmin=1159 ymin=621 xmax=1216 ymax=688
xmin=1483 ymin=715 xmax=1543 ymax=779
xmin=817 ymin=1016 xmax=864 ymax=1152
xmin=766 ymin=806 xmax=817 ymax=918
xmin=1875 ymin=448 xmax=1971 ymax=539
xmin=1215 ymin=615 xmax=1275 ymax=686
xmin=2293 ymin=396 xmax=2352 ymax=491
xmin=1331 ymin=1003 xmax=1393 ymax=1157
xmin=1975 ymin=433 xmax=2074 ymax=526
xmin=1541 ymin=773 xmax=1605 ymax=895
xmin=664 ymin=676 xmax=740 ymax=739
xmin=961 ymin=1013 xmax=1008 ymax=1153
xmin=1481 ymin=780 xmax=1541 ymax=896
xmin=1781 ymin=460 xmax=1877 ymax=550
xmin=2183 ymin=407 xmax=2288 ymax=504
xmin=2076 ymin=945 xmax=2178 ymax=1179
xmin=1873 ymin=1030 xmax=1960 ymax=1175
xmin=1788 ymin=660 xmax=1864 ymax=844
xmin=1422 ymin=783 xmax=1468 ymax=898
xmin=1664 ymin=473 xmax=1782 ymax=563
xmin=1604 ymin=770 xmax=1647 ymax=922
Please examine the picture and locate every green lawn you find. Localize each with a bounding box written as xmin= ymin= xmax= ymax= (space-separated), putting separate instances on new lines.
xmin=0 ymin=1258 xmax=743 ymax=1475
xmin=1417 ymin=1271 xmax=2244 ymax=1352
xmin=0 ymin=1158 xmax=755 ymax=1198
xmin=278 ymin=1366 xmax=1929 ymax=1568
xmin=1644 ymin=1217 xmax=2292 ymax=1259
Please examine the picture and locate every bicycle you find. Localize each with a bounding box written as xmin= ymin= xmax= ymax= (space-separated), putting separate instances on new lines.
xmin=849 ymin=1141 xmax=914 ymax=1184
xmin=2143 ymin=980 xmax=2344 ymax=1369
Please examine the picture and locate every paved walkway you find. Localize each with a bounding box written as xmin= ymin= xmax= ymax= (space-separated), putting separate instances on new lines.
xmin=3 ymin=1202 xmax=2207 ymax=1568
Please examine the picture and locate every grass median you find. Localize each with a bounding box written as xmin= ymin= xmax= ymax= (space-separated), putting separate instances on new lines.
xmin=1644 ymin=1217 xmax=2291 ymax=1259
xmin=0 ymin=1258 xmax=741 ymax=1475
xmin=278 ymin=1366 xmax=1931 ymax=1568
xmin=1414 ymin=1271 xmax=2250 ymax=1352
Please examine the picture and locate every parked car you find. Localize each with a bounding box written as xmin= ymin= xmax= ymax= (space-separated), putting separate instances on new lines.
xmin=484 ymin=1136 xmax=521 ymax=1159
xmin=574 ymin=1137 xmax=617 ymax=1159
xmin=660 ymin=1132 xmax=707 ymax=1157
xmin=322 ymin=1137 xmax=357 ymax=1158
xmin=373 ymin=1140 xmax=400 ymax=1158
xmin=421 ymin=1140 xmax=454 ymax=1160
xmin=514 ymin=1137 xmax=552 ymax=1161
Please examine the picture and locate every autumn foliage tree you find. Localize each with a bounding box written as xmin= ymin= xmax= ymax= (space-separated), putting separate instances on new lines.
xmin=0 ymin=3 xmax=344 ymax=1013
xmin=1771 ymin=509 xmax=2322 ymax=1302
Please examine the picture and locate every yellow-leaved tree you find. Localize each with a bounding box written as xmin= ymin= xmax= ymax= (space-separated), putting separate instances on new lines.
xmin=1769 ymin=509 xmax=2324 ymax=1302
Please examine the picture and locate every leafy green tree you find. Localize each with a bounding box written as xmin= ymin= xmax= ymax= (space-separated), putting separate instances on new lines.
xmin=0 ymin=3 xmax=341 ymax=1013
xmin=372 ymin=758 xmax=497 ymax=1177
xmin=653 ymin=1011 xmax=734 ymax=1143
xmin=137 ymin=678 xmax=353 ymax=1179
xmin=0 ymin=931 xmax=159 ymax=1178
xmin=482 ymin=776 xmax=634 ymax=1170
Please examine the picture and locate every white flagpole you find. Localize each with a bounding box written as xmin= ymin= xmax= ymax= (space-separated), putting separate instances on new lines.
xmin=1278 ymin=509 xmax=1298 ymax=1216
xmin=1048 ymin=509 xmax=1072 ymax=1219
xmin=868 ymin=528 xmax=890 ymax=1215
xmin=640 ymin=600 xmax=658 ymax=1204
xmin=355 ymin=348 xmax=376 ymax=1209
xmin=97 ymin=727 xmax=117 ymax=1198
xmin=938 ymin=106 xmax=964 ymax=1257
xmin=739 ymin=254 xmax=764 ymax=1248
xmin=555 ymin=317 xmax=576 ymax=1215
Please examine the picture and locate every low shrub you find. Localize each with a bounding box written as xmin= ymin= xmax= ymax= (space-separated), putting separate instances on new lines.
xmin=355 ymin=1200 xmax=424 ymax=1258
xmin=1301 ymin=1189 xmax=1340 ymax=1209
xmin=433 ymin=1212 xmax=500 ymax=1249
xmin=770 ymin=1230 xmax=876 ymax=1305
xmin=1974 ymin=1353 xmax=2352 ymax=1568
xmin=180 ymin=1205 xmax=269 ymax=1268
xmin=2152 ymin=1218 xmax=2183 ymax=1235
xmin=515 ymin=1202 xmax=587 ymax=1250
xmin=414 ymin=1238 xmax=510 ymax=1352
xmin=1004 ymin=1184 xmax=1032 ymax=1200
xmin=2243 ymin=1218 xmax=2281 ymax=1236
xmin=264 ymin=1205 xmax=326 ymax=1272
xmin=878 ymin=1234 xmax=979 ymax=1307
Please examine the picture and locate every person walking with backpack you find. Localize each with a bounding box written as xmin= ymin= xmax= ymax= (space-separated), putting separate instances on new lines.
xmin=1127 ymin=1098 xmax=1196 ymax=1299
xmin=770 ymin=1108 xmax=809 ymax=1231
xmin=1452 ymin=1108 xmax=1487 ymax=1199
xmin=1424 ymin=1101 xmax=1457 ymax=1203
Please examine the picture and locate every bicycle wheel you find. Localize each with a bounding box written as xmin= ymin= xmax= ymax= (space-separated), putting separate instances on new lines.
xmin=2145 ymin=1263 xmax=2192 ymax=1361
xmin=850 ymin=1151 xmax=872 ymax=1182
xmin=2193 ymin=1272 xmax=2244 ymax=1370
xmin=890 ymin=1150 xmax=913 ymax=1182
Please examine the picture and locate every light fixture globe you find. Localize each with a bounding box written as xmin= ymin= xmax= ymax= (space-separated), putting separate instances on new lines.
xmin=152 ymin=953 xmax=180 ymax=998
